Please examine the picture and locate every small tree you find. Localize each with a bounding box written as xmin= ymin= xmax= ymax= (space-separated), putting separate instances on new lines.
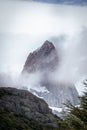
xmin=64 ymin=80 xmax=87 ymax=130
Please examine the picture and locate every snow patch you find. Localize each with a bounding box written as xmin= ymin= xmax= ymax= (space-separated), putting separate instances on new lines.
xmin=29 ymin=85 xmax=49 ymax=93
xmin=49 ymin=106 xmax=62 ymax=113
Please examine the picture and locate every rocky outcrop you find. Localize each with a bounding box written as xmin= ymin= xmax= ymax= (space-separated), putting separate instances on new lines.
xmin=0 ymin=87 xmax=58 ymax=127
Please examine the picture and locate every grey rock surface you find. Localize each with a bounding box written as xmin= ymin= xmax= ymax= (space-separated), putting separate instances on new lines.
xmin=0 ymin=87 xmax=58 ymax=127
xmin=22 ymin=40 xmax=58 ymax=73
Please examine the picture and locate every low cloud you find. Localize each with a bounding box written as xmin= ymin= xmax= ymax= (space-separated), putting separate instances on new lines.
xmin=0 ymin=1 xmax=87 ymax=94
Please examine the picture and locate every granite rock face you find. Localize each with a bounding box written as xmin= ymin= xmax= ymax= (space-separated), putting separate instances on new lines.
xmin=22 ymin=40 xmax=79 ymax=108
xmin=22 ymin=40 xmax=58 ymax=73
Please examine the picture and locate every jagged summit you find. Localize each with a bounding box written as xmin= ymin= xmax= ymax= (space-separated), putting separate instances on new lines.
xmin=22 ymin=40 xmax=58 ymax=73
xmin=41 ymin=40 xmax=55 ymax=50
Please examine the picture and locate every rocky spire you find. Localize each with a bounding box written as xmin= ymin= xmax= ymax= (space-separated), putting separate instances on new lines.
xmin=41 ymin=40 xmax=55 ymax=50
xmin=22 ymin=40 xmax=58 ymax=73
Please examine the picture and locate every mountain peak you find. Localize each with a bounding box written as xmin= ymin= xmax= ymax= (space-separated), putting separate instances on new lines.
xmin=22 ymin=40 xmax=58 ymax=73
xmin=22 ymin=40 xmax=79 ymax=110
xmin=39 ymin=40 xmax=56 ymax=57
xmin=41 ymin=40 xmax=55 ymax=50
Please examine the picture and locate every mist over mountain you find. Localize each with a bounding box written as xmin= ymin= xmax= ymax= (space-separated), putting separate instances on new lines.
xmin=0 ymin=0 xmax=87 ymax=113
xmin=0 ymin=0 xmax=87 ymax=129
xmin=21 ymin=40 xmax=79 ymax=109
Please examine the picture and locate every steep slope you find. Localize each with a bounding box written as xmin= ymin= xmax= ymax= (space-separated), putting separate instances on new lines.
xmin=0 ymin=87 xmax=69 ymax=130
xmin=22 ymin=40 xmax=79 ymax=108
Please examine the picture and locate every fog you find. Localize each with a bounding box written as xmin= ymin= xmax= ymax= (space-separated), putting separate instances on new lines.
xmin=0 ymin=0 xmax=87 ymax=94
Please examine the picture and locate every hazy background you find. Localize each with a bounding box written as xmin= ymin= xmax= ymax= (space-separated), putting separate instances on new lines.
xmin=0 ymin=0 xmax=87 ymax=94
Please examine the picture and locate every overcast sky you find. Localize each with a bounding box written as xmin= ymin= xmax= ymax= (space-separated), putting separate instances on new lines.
xmin=0 ymin=0 xmax=87 ymax=94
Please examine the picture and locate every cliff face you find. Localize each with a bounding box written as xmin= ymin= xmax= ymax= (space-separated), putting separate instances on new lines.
xmin=22 ymin=40 xmax=79 ymax=108
xmin=22 ymin=40 xmax=58 ymax=73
